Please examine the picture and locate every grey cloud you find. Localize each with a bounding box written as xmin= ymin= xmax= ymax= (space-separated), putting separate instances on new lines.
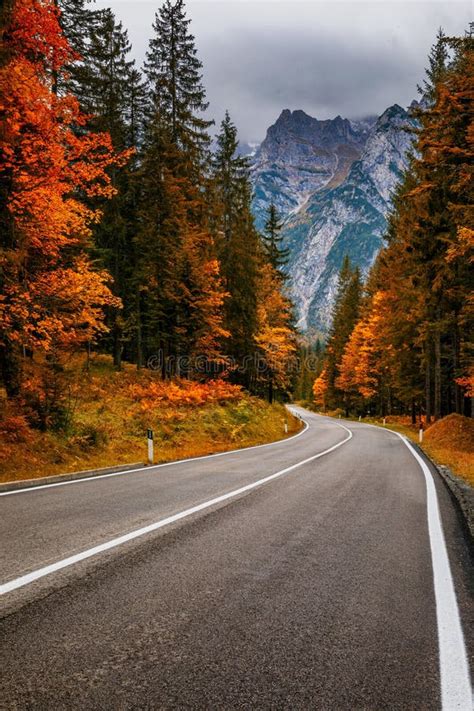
xmin=202 ymin=28 xmax=420 ymax=136
xmin=97 ymin=1 xmax=472 ymax=143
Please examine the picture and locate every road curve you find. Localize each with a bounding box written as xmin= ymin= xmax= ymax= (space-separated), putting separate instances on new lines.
xmin=1 ymin=408 xmax=472 ymax=710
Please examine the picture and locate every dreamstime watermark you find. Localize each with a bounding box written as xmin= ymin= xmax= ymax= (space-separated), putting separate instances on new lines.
xmin=146 ymin=350 xmax=321 ymax=376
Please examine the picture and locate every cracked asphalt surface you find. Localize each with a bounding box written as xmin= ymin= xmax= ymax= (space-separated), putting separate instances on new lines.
xmin=1 ymin=409 xmax=472 ymax=710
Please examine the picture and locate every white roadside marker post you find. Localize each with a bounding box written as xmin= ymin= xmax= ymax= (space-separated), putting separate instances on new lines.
xmin=147 ymin=428 xmax=154 ymax=465
xmin=359 ymin=415 xmax=361 ymax=422
xmin=419 ymin=423 xmax=423 ymax=444
xmin=383 ymin=417 xmax=386 ymax=426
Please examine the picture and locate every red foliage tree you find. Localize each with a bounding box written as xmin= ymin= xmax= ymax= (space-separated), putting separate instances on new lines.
xmin=0 ymin=0 xmax=128 ymax=401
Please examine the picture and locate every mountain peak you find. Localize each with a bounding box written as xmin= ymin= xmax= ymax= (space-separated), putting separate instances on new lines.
xmin=278 ymin=108 xmax=292 ymax=121
xmin=251 ymin=102 xmax=417 ymax=332
xmin=274 ymin=108 xmax=316 ymax=128
xmin=377 ymin=103 xmax=408 ymax=124
xmin=265 ymin=108 xmax=361 ymax=147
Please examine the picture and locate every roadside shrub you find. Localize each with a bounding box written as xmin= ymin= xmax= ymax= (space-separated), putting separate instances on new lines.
xmin=0 ymin=414 xmax=32 ymax=443
xmin=129 ymin=378 xmax=243 ymax=410
xmin=72 ymin=424 xmax=109 ymax=450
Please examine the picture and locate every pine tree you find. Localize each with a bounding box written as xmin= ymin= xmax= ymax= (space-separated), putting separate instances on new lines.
xmin=255 ymin=261 xmax=296 ymax=402
xmin=402 ymin=31 xmax=472 ymax=419
xmin=57 ymin=0 xmax=95 ymax=57
xmin=366 ymin=238 xmax=424 ymax=421
xmin=212 ymin=112 xmax=260 ymax=385
xmin=56 ymin=0 xmax=99 ymax=97
xmin=125 ymin=67 xmax=148 ymax=152
xmin=262 ymin=203 xmax=289 ymax=277
xmin=335 ymin=291 xmax=397 ymax=416
xmin=136 ymin=0 xmax=226 ymax=375
xmin=60 ymin=6 xmax=146 ymax=369
xmin=417 ymin=27 xmax=449 ymax=103
xmin=333 ymin=30 xmax=473 ymax=420
xmin=324 ymin=257 xmax=362 ymax=411
xmin=411 ymin=31 xmax=473 ymax=417
xmin=144 ymin=0 xmax=213 ymax=168
xmin=212 ymin=112 xmax=249 ymax=241
xmin=75 ymin=10 xmax=134 ymax=142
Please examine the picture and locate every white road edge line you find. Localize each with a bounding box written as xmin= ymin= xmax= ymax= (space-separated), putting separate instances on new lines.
xmin=346 ymin=416 xmax=473 ymax=711
xmin=393 ymin=431 xmax=473 ymax=711
xmin=0 ymin=410 xmax=309 ymax=497
xmin=0 ymin=421 xmax=352 ymax=596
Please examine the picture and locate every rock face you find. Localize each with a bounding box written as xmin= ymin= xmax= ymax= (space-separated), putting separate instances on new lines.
xmin=251 ymin=104 xmax=416 ymax=332
xmin=251 ymin=109 xmax=373 ymax=231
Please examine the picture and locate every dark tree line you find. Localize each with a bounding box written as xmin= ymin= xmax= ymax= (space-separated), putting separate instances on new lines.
xmin=0 ymin=0 xmax=295 ymax=407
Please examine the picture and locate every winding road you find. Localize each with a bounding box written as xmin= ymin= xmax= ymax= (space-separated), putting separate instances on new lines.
xmin=1 ymin=408 xmax=472 ymax=710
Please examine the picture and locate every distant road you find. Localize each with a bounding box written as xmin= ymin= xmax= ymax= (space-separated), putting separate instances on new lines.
xmin=1 ymin=408 xmax=472 ymax=709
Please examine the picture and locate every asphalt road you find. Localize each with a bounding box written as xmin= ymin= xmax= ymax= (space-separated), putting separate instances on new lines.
xmin=1 ymin=408 xmax=472 ymax=710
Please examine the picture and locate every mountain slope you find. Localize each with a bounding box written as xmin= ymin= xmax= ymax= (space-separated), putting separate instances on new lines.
xmin=251 ymin=109 xmax=375 ymax=231
xmin=251 ymin=104 xmax=416 ymax=332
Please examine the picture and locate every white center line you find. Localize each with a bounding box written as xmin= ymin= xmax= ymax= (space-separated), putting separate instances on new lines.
xmin=0 ymin=422 xmax=352 ymax=596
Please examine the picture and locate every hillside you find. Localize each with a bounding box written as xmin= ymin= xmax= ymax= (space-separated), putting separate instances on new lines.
xmin=0 ymin=356 xmax=301 ymax=484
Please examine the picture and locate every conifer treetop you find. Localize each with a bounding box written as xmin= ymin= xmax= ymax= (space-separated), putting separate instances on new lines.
xmin=144 ymin=0 xmax=213 ymax=157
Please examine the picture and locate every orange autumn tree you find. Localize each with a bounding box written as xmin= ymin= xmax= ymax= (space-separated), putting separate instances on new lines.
xmin=315 ymin=33 xmax=472 ymax=420
xmin=0 ymin=0 xmax=127 ymax=414
xmin=180 ymin=232 xmax=230 ymax=371
xmin=380 ymin=33 xmax=474 ymax=419
xmin=312 ymin=367 xmax=328 ymax=410
xmin=336 ymin=291 xmax=398 ymax=414
xmin=335 ymin=307 xmax=379 ymax=406
xmin=255 ymin=261 xmax=296 ymax=402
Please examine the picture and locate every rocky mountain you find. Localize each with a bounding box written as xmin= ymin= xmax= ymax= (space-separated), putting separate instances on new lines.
xmin=251 ymin=109 xmax=376 ymax=231
xmin=250 ymin=105 xmax=416 ymax=332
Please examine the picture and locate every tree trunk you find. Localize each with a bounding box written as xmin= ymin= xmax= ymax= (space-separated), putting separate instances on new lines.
xmin=453 ymin=326 xmax=462 ymax=414
xmin=0 ymin=5 xmax=20 ymax=400
xmin=0 ymin=342 xmax=22 ymax=399
xmin=85 ymin=341 xmax=91 ymax=372
xmin=434 ymin=326 xmax=441 ymax=419
xmin=425 ymin=341 xmax=432 ymax=424
xmin=113 ymin=323 xmax=122 ymax=371
xmin=136 ymin=289 xmax=143 ymax=370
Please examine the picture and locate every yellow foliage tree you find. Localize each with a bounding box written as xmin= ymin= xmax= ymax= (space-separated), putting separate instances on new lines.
xmin=312 ymin=368 xmax=328 ymax=409
xmin=255 ymin=262 xmax=296 ymax=401
xmin=336 ymin=292 xmax=397 ymax=411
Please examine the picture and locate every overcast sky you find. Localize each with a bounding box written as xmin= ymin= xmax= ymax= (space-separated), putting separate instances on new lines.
xmin=95 ymin=0 xmax=472 ymax=144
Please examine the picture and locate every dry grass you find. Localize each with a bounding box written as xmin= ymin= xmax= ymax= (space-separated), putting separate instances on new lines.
xmin=0 ymin=355 xmax=301 ymax=484
xmin=422 ymin=414 xmax=474 ymax=486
